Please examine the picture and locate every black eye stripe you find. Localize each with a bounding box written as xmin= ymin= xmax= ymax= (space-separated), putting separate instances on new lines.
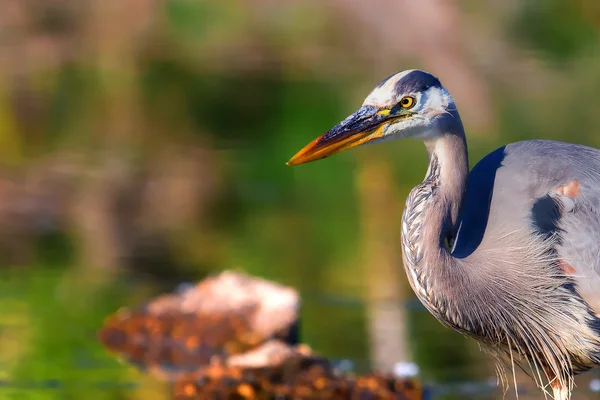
xmin=393 ymin=70 xmax=441 ymax=94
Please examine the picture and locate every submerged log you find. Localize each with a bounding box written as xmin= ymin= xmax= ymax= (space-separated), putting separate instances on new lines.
xmin=97 ymin=270 xmax=423 ymax=399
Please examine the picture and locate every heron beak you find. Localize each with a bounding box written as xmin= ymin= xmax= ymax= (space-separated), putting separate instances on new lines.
xmin=287 ymin=105 xmax=392 ymax=166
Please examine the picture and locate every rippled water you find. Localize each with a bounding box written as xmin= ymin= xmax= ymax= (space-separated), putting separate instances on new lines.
xmin=2 ymin=271 xmax=600 ymax=400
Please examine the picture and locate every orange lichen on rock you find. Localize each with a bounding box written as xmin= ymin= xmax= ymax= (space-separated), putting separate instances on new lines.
xmin=97 ymin=271 xmax=300 ymax=380
xmin=98 ymin=271 xmax=425 ymax=399
xmin=172 ymin=361 xmax=423 ymax=400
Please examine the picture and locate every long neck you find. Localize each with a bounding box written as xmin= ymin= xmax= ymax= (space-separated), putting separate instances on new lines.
xmin=401 ymin=131 xmax=469 ymax=313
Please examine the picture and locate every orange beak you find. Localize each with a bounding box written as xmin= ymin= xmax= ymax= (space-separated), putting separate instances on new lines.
xmin=287 ymin=105 xmax=392 ymax=166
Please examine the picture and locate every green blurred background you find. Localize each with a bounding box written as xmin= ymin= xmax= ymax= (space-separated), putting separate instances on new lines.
xmin=1 ymin=0 xmax=600 ymax=399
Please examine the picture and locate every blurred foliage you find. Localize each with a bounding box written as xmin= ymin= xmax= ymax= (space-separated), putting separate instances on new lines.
xmin=1 ymin=0 xmax=600 ymax=399
xmin=511 ymin=0 xmax=597 ymax=62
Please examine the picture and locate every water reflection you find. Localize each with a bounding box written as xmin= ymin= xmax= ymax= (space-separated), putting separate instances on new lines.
xmin=2 ymin=269 xmax=600 ymax=399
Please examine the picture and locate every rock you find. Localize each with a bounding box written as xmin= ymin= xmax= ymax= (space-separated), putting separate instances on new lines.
xmin=97 ymin=270 xmax=424 ymax=399
xmin=98 ymin=270 xmax=300 ymax=379
xmin=172 ymin=359 xmax=424 ymax=400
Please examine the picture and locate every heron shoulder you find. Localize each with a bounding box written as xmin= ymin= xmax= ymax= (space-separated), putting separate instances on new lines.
xmin=455 ymin=139 xmax=600 ymax=322
xmin=452 ymin=139 xmax=600 ymax=258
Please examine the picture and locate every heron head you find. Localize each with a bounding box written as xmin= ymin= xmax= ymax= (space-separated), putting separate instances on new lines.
xmin=287 ymin=69 xmax=459 ymax=166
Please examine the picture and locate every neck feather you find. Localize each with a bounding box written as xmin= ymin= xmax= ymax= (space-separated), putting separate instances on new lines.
xmin=401 ymin=131 xmax=469 ymax=321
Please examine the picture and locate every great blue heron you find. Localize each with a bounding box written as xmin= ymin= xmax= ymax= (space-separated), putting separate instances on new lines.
xmin=286 ymin=69 xmax=600 ymax=400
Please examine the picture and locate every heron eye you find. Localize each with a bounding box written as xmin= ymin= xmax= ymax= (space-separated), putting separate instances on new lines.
xmin=400 ymin=96 xmax=415 ymax=109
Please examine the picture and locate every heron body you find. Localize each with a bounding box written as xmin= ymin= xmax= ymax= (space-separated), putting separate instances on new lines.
xmin=287 ymin=69 xmax=600 ymax=400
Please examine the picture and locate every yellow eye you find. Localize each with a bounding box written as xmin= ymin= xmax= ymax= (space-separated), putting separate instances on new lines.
xmin=400 ymin=96 xmax=415 ymax=109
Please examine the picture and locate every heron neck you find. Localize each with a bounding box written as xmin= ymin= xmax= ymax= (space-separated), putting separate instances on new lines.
xmin=401 ymin=131 xmax=469 ymax=310
xmin=423 ymin=132 xmax=469 ymax=235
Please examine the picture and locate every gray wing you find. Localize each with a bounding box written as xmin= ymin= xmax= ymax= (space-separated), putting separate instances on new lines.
xmin=455 ymin=139 xmax=600 ymax=314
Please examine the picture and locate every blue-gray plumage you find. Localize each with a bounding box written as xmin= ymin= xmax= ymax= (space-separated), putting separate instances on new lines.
xmin=451 ymin=145 xmax=506 ymax=258
xmin=287 ymin=69 xmax=600 ymax=400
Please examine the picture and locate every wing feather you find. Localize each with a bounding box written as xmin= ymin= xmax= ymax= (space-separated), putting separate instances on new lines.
xmin=484 ymin=140 xmax=600 ymax=315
